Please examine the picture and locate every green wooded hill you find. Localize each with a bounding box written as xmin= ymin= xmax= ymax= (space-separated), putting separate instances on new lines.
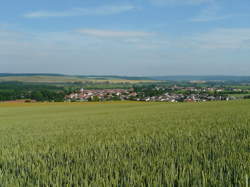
xmin=0 ymin=101 xmax=249 ymax=186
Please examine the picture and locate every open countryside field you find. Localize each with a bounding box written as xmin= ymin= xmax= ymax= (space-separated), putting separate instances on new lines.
xmin=0 ymin=101 xmax=249 ymax=186
xmin=0 ymin=76 xmax=157 ymax=84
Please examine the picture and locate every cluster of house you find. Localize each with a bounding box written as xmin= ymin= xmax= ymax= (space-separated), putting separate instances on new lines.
xmin=170 ymin=86 xmax=249 ymax=93
xmin=65 ymin=88 xmax=137 ymax=101
xmin=170 ymin=85 xmax=225 ymax=92
xmin=65 ymin=86 xmax=246 ymax=102
xmin=142 ymin=93 xmax=236 ymax=102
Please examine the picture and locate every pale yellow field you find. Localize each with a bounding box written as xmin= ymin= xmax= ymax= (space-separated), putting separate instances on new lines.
xmin=0 ymin=76 xmax=158 ymax=83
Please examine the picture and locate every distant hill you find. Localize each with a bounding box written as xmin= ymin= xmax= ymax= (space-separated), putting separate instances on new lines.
xmin=150 ymin=76 xmax=250 ymax=82
xmin=0 ymin=73 xmax=150 ymax=80
xmin=76 ymin=75 xmax=152 ymax=81
xmin=0 ymin=74 xmax=250 ymax=82
xmin=0 ymin=73 xmax=65 ymax=77
xmin=0 ymin=74 xmax=155 ymax=83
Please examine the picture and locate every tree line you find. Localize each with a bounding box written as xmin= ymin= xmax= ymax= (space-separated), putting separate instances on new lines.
xmin=0 ymin=82 xmax=67 ymax=102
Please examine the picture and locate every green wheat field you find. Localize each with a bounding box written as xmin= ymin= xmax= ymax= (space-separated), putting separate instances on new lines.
xmin=0 ymin=101 xmax=249 ymax=186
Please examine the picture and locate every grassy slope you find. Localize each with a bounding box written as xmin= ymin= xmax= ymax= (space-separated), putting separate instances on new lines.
xmin=0 ymin=101 xmax=249 ymax=186
xmin=0 ymin=76 xmax=156 ymax=83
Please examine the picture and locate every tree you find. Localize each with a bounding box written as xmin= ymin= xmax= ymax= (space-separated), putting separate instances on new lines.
xmin=31 ymin=91 xmax=44 ymax=101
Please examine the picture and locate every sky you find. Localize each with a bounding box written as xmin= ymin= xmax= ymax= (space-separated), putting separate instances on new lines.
xmin=0 ymin=0 xmax=250 ymax=76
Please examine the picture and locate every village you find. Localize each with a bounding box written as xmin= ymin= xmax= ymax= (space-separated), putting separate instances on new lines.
xmin=65 ymin=88 xmax=137 ymax=102
xmin=65 ymin=85 xmax=248 ymax=102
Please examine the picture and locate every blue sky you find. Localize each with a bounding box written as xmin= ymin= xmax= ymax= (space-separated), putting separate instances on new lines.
xmin=0 ymin=0 xmax=250 ymax=75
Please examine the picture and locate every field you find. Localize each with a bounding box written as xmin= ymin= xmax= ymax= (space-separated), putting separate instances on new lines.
xmin=0 ymin=76 xmax=156 ymax=84
xmin=0 ymin=101 xmax=249 ymax=186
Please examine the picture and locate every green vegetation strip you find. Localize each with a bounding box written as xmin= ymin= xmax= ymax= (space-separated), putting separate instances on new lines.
xmin=0 ymin=101 xmax=249 ymax=186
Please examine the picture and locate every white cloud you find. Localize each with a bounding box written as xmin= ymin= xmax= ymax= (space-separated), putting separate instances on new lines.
xmin=77 ymin=29 xmax=153 ymax=37
xmin=191 ymin=15 xmax=230 ymax=22
xmin=149 ymin=0 xmax=213 ymax=6
xmin=1 ymin=27 xmax=250 ymax=75
xmin=190 ymin=3 xmax=231 ymax=22
xmin=191 ymin=28 xmax=250 ymax=49
xmin=2 ymin=26 xmax=250 ymax=52
xmin=24 ymin=5 xmax=135 ymax=18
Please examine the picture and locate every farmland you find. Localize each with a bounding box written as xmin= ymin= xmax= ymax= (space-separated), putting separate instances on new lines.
xmin=0 ymin=75 xmax=156 ymax=84
xmin=0 ymin=101 xmax=249 ymax=186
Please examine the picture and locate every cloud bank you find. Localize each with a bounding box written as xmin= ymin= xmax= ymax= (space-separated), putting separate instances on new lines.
xmin=149 ymin=0 xmax=213 ymax=6
xmin=24 ymin=5 xmax=135 ymax=18
xmin=1 ymin=26 xmax=250 ymax=75
xmin=77 ymin=29 xmax=153 ymax=38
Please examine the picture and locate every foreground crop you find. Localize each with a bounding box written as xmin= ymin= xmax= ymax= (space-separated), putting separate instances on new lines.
xmin=0 ymin=101 xmax=249 ymax=186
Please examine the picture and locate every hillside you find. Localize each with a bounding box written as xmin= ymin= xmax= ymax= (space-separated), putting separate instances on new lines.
xmin=151 ymin=75 xmax=250 ymax=81
xmin=1 ymin=73 xmax=250 ymax=83
xmin=0 ymin=74 xmax=155 ymax=83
